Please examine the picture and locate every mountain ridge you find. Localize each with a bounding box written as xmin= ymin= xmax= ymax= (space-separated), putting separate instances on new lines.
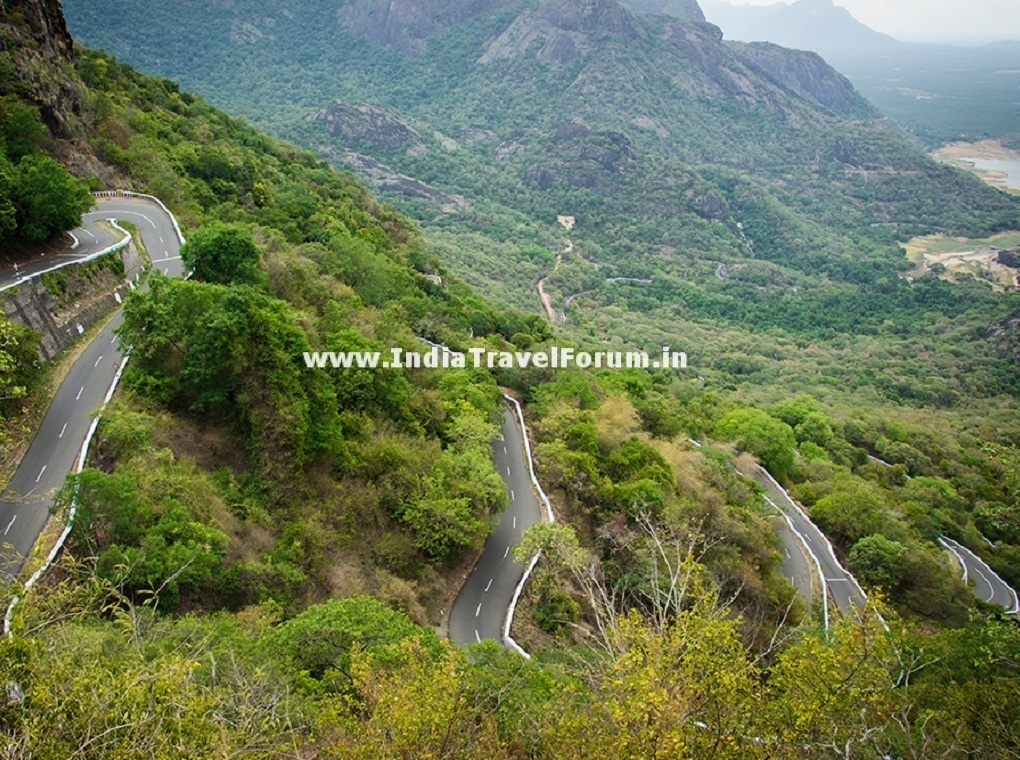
xmin=697 ymin=0 xmax=1020 ymax=142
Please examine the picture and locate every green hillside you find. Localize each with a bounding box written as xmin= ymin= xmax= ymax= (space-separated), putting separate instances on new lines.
xmin=62 ymin=0 xmax=1020 ymax=401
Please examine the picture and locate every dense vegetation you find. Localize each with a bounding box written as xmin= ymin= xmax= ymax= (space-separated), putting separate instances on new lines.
xmin=0 ymin=98 xmax=91 ymax=247
xmin=4 ymin=567 xmax=1019 ymax=758
xmin=0 ymin=1 xmax=1019 ymax=755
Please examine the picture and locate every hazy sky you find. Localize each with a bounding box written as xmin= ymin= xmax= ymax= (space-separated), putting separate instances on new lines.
xmin=727 ymin=0 xmax=1020 ymax=43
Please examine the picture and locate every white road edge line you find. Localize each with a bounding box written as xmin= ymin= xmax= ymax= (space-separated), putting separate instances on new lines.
xmin=502 ymin=394 xmax=555 ymax=659
xmin=940 ymin=537 xmax=969 ymax=585
xmin=942 ymin=536 xmax=1020 ymax=613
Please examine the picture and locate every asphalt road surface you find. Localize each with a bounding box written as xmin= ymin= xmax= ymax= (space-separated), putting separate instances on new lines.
xmin=449 ymin=402 xmax=543 ymax=646
xmin=0 ymin=197 xmax=182 ymax=579
xmin=0 ymin=218 xmax=123 ymax=293
xmin=754 ymin=467 xmax=868 ymax=618
xmin=941 ymin=536 xmax=1020 ymax=614
xmin=773 ymin=515 xmax=813 ymax=606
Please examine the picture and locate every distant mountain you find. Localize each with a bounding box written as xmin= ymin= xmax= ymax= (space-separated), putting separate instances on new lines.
xmin=696 ymin=0 xmax=1020 ymax=144
xmin=700 ymin=0 xmax=899 ymax=52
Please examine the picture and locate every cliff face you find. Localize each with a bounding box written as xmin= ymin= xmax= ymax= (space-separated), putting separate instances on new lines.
xmin=0 ymin=0 xmax=84 ymax=144
xmin=2 ymin=241 xmax=146 ymax=362
xmin=0 ymin=0 xmax=75 ymax=60
xmin=728 ymin=41 xmax=876 ymax=119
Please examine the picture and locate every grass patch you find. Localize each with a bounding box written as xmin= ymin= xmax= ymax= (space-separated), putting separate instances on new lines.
xmin=903 ymin=230 xmax=1020 ymax=261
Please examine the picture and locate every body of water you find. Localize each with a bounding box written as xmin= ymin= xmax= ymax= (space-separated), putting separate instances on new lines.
xmin=962 ymin=157 xmax=1020 ymax=190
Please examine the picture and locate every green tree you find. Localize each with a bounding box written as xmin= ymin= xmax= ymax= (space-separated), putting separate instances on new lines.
xmin=849 ymin=534 xmax=906 ymax=589
xmin=795 ymin=411 xmax=834 ymax=448
xmin=0 ymin=314 xmax=29 ymax=408
xmin=0 ymin=99 xmax=47 ymax=161
xmin=270 ymin=595 xmax=440 ymax=682
xmin=715 ymin=407 xmax=796 ymax=480
xmin=12 ymin=154 xmax=91 ymax=243
xmin=811 ymin=486 xmax=887 ymax=547
xmin=181 ymin=222 xmax=262 ymax=285
xmin=0 ymin=153 xmax=18 ymax=236
xmin=403 ymin=488 xmax=488 ymax=564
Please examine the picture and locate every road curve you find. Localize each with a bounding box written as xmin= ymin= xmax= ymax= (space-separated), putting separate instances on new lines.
xmin=940 ymin=537 xmax=1019 ymax=614
xmin=1 ymin=220 xmax=123 ymax=293
xmin=449 ymin=402 xmax=543 ymax=646
xmin=753 ymin=467 xmax=868 ymax=618
xmin=0 ymin=196 xmax=183 ymax=579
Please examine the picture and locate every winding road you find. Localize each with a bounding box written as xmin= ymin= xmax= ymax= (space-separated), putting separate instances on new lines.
xmin=0 ymin=196 xmax=182 ymax=579
xmin=449 ymin=401 xmax=543 ymax=646
xmin=867 ymin=455 xmax=1018 ymax=613
xmin=940 ymin=536 xmax=1019 ymax=614
xmin=1 ymin=222 xmax=120 ymax=294
xmin=754 ymin=466 xmax=868 ymax=622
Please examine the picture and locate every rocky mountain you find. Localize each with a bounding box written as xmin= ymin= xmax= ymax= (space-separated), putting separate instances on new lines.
xmin=697 ymin=0 xmax=1020 ymax=142
xmin=63 ymin=0 xmax=1019 ymax=324
xmin=727 ymin=41 xmax=865 ymax=117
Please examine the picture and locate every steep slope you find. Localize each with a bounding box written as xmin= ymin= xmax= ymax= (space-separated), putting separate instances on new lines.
xmin=338 ymin=0 xmax=520 ymax=55
xmin=2 ymin=0 xmax=558 ymax=625
xmin=3 ymin=11 xmax=1020 ymax=758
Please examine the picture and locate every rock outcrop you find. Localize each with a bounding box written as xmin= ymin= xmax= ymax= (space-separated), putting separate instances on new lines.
xmin=481 ymin=0 xmax=645 ymax=66
xmin=309 ymin=101 xmax=424 ymax=152
xmin=2 ymin=241 xmax=146 ymax=362
xmin=728 ymin=41 xmax=876 ymax=118
xmin=0 ymin=0 xmax=74 ymax=60
xmin=322 ymin=147 xmax=468 ymax=214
